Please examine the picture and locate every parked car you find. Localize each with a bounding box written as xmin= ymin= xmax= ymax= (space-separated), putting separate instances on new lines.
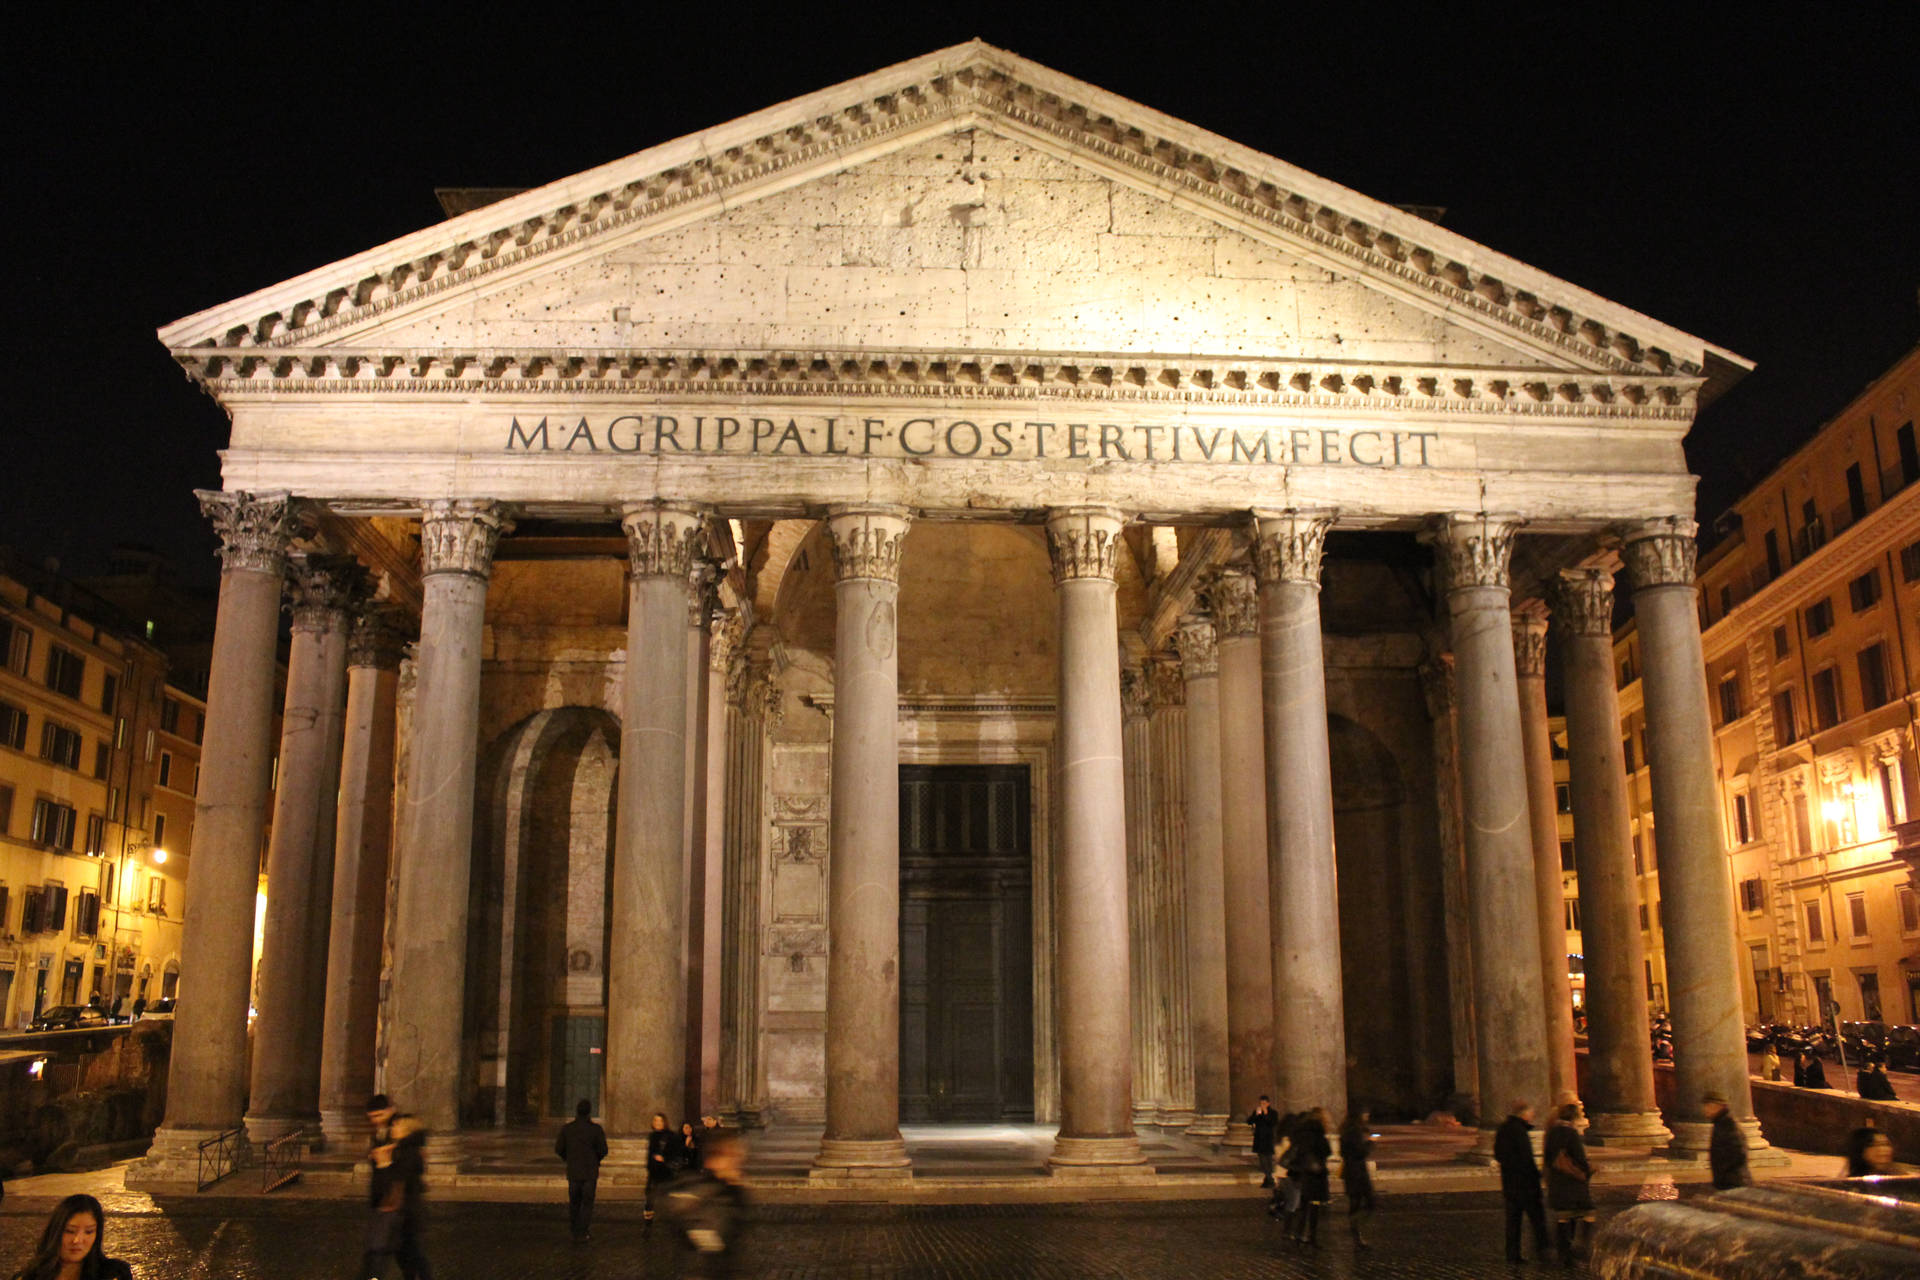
xmin=1839 ymin=1020 xmax=1889 ymax=1061
xmin=1884 ymin=1025 xmax=1920 ymax=1072
xmin=138 ymin=997 xmax=176 ymax=1022
xmin=28 ymin=1005 xmax=109 ymax=1033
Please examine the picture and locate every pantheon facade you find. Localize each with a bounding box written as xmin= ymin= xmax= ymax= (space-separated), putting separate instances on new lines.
xmin=134 ymin=43 xmax=1768 ymax=1181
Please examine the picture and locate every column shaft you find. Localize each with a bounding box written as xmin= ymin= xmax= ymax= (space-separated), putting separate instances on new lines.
xmin=1047 ymin=508 xmax=1145 ymax=1170
xmin=248 ymin=555 xmax=360 ymax=1139
xmin=1122 ymin=671 xmax=1158 ymax=1126
xmin=1253 ymin=514 xmax=1346 ymax=1120
xmin=1151 ymin=668 xmax=1195 ymax=1127
xmin=605 ymin=502 xmax=702 ymax=1138
xmin=1513 ymin=611 xmax=1578 ymax=1105
xmin=1214 ymin=569 xmax=1273 ymax=1143
xmin=1624 ymin=521 xmax=1762 ymax=1151
xmin=816 ymin=507 xmax=911 ymax=1172
xmin=1421 ymin=655 xmax=1481 ymax=1111
xmin=137 ymin=492 xmax=296 ymax=1182
xmin=1177 ymin=618 xmax=1230 ymax=1135
xmin=682 ymin=582 xmax=716 ymax=1120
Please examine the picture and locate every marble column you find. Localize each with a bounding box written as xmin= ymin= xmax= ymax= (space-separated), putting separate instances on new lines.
xmin=696 ymin=605 xmax=731 ymax=1116
xmin=1512 ymin=606 xmax=1578 ymax=1107
xmin=247 ymin=553 xmax=362 ymax=1142
xmin=1122 ymin=667 xmax=1160 ymax=1128
xmin=1623 ymin=519 xmax=1765 ymax=1153
xmin=1251 ymin=512 xmax=1346 ymax=1120
xmin=605 ymin=501 xmax=704 ymax=1139
xmin=1175 ymin=615 xmax=1230 ymax=1136
xmin=816 ymin=506 xmax=912 ymax=1173
xmin=1046 ymin=507 xmax=1146 ymax=1171
xmin=316 ymin=605 xmax=408 ymax=1147
xmin=1420 ymin=654 xmax=1481 ymax=1111
xmin=138 ymin=491 xmax=298 ymax=1182
xmin=386 ymin=499 xmax=508 ymax=1136
xmin=1150 ymin=659 xmax=1195 ymax=1128
xmin=1213 ymin=566 xmax=1273 ymax=1145
xmin=719 ymin=645 xmax=772 ymax=1127
xmin=1429 ymin=514 xmax=1552 ymax=1148
xmin=683 ymin=565 xmax=719 ymax=1121
xmin=1549 ymin=568 xmax=1669 ymax=1143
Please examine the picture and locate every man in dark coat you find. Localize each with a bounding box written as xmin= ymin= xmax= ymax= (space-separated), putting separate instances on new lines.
xmin=1705 ymin=1093 xmax=1750 ymax=1190
xmin=1248 ymin=1096 xmax=1280 ymax=1188
xmin=362 ymin=1093 xmax=433 ymax=1280
xmin=1493 ymin=1100 xmax=1550 ymax=1264
xmin=555 ymin=1098 xmax=609 ymax=1241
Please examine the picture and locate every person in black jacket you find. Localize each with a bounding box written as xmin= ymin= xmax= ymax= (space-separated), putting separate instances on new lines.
xmin=362 ymin=1094 xmax=432 ymax=1280
xmin=1543 ymin=1103 xmax=1594 ymax=1264
xmin=1338 ymin=1108 xmax=1376 ymax=1249
xmin=1858 ymin=1058 xmax=1900 ymax=1101
xmin=1705 ymin=1093 xmax=1750 ymax=1190
xmin=645 ymin=1112 xmax=675 ymax=1226
xmin=555 ymin=1099 xmax=609 ymax=1242
xmin=1248 ymin=1096 xmax=1280 ymax=1188
xmin=666 ymin=1129 xmax=749 ymax=1278
xmin=1283 ymin=1108 xmax=1333 ymax=1246
xmin=1494 ymin=1100 xmax=1551 ymax=1264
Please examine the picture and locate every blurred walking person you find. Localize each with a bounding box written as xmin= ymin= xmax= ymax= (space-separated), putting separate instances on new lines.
xmin=666 ymin=1129 xmax=750 ymax=1278
xmin=1705 ymin=1093 xmax=1750 ymax=1190
xmin=1494 ymin=1100 xmax=1551 ymax=1264
xmin=1543 ymin=1103 xmax=1594 ymax=1265
xmin=1283 ymin=1107 xmax=1332 ymax=1246
xmin=554 ymin=1099 xmax=608 ymax=1242
xmin=1338 ymin=1108 xmax=1376 ymax=1249
xmin=361 ymin=1093 xmax=432 ymax=1280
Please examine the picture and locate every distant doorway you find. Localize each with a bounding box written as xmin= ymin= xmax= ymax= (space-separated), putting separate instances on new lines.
xmin=899 ymin=765 xmax=1034 ymax=1123
xmin=550 ymin=1014 xmax=604 ymax=1118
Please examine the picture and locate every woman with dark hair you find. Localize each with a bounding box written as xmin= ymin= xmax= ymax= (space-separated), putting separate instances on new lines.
xmin=10 ymin=1194 xmax=132 ymax=1280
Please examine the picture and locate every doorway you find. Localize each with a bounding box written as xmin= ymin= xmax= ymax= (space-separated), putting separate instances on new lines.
xmin=549 ymin=1014 xmax=604 ymax=1118
xmin=899 ymin=765 xmax=1034 ymax=1122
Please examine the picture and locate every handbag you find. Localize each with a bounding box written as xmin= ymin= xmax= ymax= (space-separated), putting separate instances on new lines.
xmin=1552 ymin=1149 xmax=1588 ymax=1181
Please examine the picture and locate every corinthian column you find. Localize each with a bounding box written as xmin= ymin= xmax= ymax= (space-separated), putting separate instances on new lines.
xmin=1251 ymin=512 xmax=1346 ymax=1120
xmin=386 ymin=499 xmax=509 ymax=1136
xmin=1428 ymin=514 xmax=1551 ymax=1150
xmin=1175 ymin=615 xmax=1230 ymax=1136
xmin=1046 ymin=507 xmax=1146 ymax=1172
xmin=319 ymin=605 xmax=410 ymax=1150
xmin=605 ymin=501 xmax=704 ymax=1140
xmin=248 ymin=553 xmax=364 ymax=1143
xmin=136 ymin=491 xmax=298 ymax=1184
xmin=1122 ymin=666 xmax=1159 ymax=1128
xmin=1512 ymin=606 xmax=1577 ymax=1106
xmin=683 ymin=564 xmax=720 ymax=1121
xmin=1212 ymin=566 xmax=1272 ymax=1146
xmin=1622 ymin=519 xmax=1765 ymax=1154
xmin=1548 ymin=568 xmax=1669 ymax=1143
xmin=815 ymin=506 xmax=913 ymax=1175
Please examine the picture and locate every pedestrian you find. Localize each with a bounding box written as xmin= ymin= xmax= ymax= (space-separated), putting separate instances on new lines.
xmin=108 ymin=995 xmax=124 ymax=1023
xmin=1840 ymin=1121 xmax=1879 ymax=1177
xmin=362 ymin=1093 xmax=433 ymax=1279
xmin=1796 ymin=1050 xmax=1830 ymax=1090
xmin=1494 ymin=1100 xmax=1551 ymax=1265
xmin=1857 ymin=1132 xmax=1910 ymax=1176
xmin=1859 ymin=1058 xmax=1899 ymax=1101
xmin=1266 ymin=1112 xmax=1301 ymax=1221
xmin=554 ymin=1098 xmax=608 ymax=1242
xmin=665 ymin=1128 xmax=749 ymax=1278
xmin=1763 ymin=1043 xmax=1781 ymax=1082
xmin=8 ymin=1193 xmax=132 ymax=1280
xmin=130 ymin=995 xmax=146 ymax=1021
xmin=1338 ymin=1108 xmax=1376 ymax=1250
xmin=678 ymin=1120 xmax=704 ymax=1173
xmin=1704 ymin=1093 xmax=1750 ymax=1190
xmin=1283 ymin=1107 xmax=1332 ymax=1246
xmin=1248 ymin=1095 xmax=1280 ymax=1188
xmin=1544 ymin=1103 xmax=1594 ymax=1265
xmin=644 ymin=1112 xmax=674 ymax=1225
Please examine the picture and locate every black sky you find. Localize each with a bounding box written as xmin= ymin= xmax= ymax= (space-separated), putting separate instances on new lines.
xmin=9 ymin=5 xmax=1917 ymax=585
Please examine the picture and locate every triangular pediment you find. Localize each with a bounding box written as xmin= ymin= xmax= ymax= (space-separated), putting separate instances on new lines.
xmin=163 ymin=40 xmax=1746 ymax=400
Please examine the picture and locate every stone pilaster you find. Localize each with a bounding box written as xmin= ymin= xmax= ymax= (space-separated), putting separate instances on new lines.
xmin=1251 ymin=511 xmax=1346 ymax=1120
xmin=386 ymin=499 xmax=509 ymax=1137
xmin=1622 ymin=519 xmax=1766 ymax=1155
xmin=248 ymin=553 xmax=365 ymax=1143
xmin=1427 ymin=514 xmax=1552 ymax=1151
xmin=1046 ymin=507 xmax=1146 ymax=1173
xmin=1175 ymin=616 xmax=1230 ymax=1135
xmin=1548 ymin=568 xmax=1669 ymax=1143
xmin=816 ymin=506 xmax=913 ymax=1175
xmin=606 ymin=501 xmax=704 ymax=1141
xmin=136 ymin=491 xmax=299 ymax=1184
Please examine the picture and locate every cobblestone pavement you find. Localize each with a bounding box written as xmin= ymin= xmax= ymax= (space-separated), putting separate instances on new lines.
xmin=0 ymin=1183 xmax=1705 ymax=1278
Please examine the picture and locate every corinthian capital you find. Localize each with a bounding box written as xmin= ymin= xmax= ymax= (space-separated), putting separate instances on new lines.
xmin=1209 ymin=567 xmax=1259 ymax=637
xmin=1510 ymin=605 xmax=1548 ymax=678
xmin=285 ymin=554 xmax=368 ymax=632
xmin=1045 ymin=507 xmax=1125 ymax=584
xmin=1121 ymin=666 xmax=1151 ymax=721
xmin=420 ymin=499 xmax=512 ymax=577
xmin=1620 ymin=517 xmax=1699 ymax=590
xmin=1427 ymin=513 xmax=1522 ymax=593
xmin=1250 ymin=510 xmax=1336 ymax=587
xmin=619 ymin=501 xmax=707 ymax=580
xmin=197 ymin=489 xmax=300 ymax=576
xmin=826 ymin=506 xmax=911 ymax=583
xmin=348 ymin=604 xmax=415 ymax=670
xmin=1549 ymin=567 xmax=1617 ymax=637
xmin=1174 ymin=614 xmax=1219 ymax=680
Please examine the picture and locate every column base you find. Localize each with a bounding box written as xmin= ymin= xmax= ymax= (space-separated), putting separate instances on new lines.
xmin=1186 ymin=1112 xmax=1229 ymax=1138
xmin=243 ymin=1111 xmax=320 ymax=1146
xmin=1222 ymin=1121 xmax=1253 ymax=1148
xmin=813 ymin=1136 xmax=911 ymax=1173
xmin=1131 ymin=1101 xmax=1158 ymax=1127
xmin=1665 ymin=1117 xmax=1781 ymax=1162
xmin=1048 ymin=1134 xmax=1149 ymax=1173
xmin=318 ymin=1107 xmax=373 ymax=1155
xmin=1585 ymin=1110 xmax=1672 ymax=1146
xmin=1157 ymin=1106 xmax=1197 ymax=1129
xmin=128 ymin=1124 xmax=252 ymax=1190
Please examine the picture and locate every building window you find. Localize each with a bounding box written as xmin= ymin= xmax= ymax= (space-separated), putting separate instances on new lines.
xmin=1555 ymin=782 xmax=1571 ymax=813
xmin=1739 ymin=877 xmax=1766 ymax=912
xmin=107 ymin=787 xmax=122 ymax=823
xmin=1849 ymin=568 xmax=1884 ymax=612
xmin=0 ymin=616 xmax=30 ymax=675
xmin=1765 ymin=528 xmax=1783 ymax=580
xmin=0 ymin=699 xmax=26 ymax=751
xmin=100 ymin=672 xmax=118 ymax=715
xmin=1805 ymin=598 xmax=1835 ymax=637
xmin=30 ymin=799 xmax=76 ymax=851
xmin=147 ymin=876 xmax=167 ymax=914
xmin=1805 ymin=899 xmax=1826 ymax=945
xmin=1773 ymin=624 xmax=1791 ymax=660
xmin=83 ymin=813 xmax=105 ymax=856
xmin=152 ymin=811 xmax=166 ymax=850
xmin=1632 ymin=832 xmax=1644 ymax=875
xmin=1848 ymin=892 xmax=1870 ymax=938
xmin=191 ymin=711 xmax=205 ymax=745
xmin=0 ymin=783 xmax=12 ymax=836
xmin=1902 ymin=540 xmax=1920 ymax=584
xmin=1639 ymin=903 xmax=1650 ymax=931
xmin=1880 ymin=759 xmax=1904 ymax=827
xmin=1857 ymin=643 xmax=1892 ymax=710
xmin=1564 ymin=898 xmax=1582 ymax=931
xmin=1812 ymin=667 xmax=1843 ymax=730
xmin=74 ymin=890 xmax=100 ymax=938
xmin=143 ymin=729 xmax=154 ymax=763
xmin=1773 ymin=689 xmax=1799 ymax=744
xmin=1800 ymin=498 xmax=1825 ymax=556
xmin=157 ymin=751 xmax=172 ymax=788
xmin=1623 ymin=734 xmax=1636 ymax=772
xmin=1718 ymin=674 xmax=1743 ymax=724
xmin=1859 ymin=972 xmax=1883 ymax=1021
xmin=44 ymin=645 xmax=84 ymax=700
xmin=1733 ymin=792 xmax=1754 ymax=844
xmin=1847 ymin=462 xmax=1869 ymax=521
xmin=1899 ymin=422 xmax=1920 ymax=490
xmin=39 ymin=721 xmax=83 ymax=771
xmin=1813 ymin=972 xmax=1835 ymax=1018
xmin=92 ymin=740 xmax=109 ymax=780
xmin=1559 ymin=840 xmax=1575 ymax=871
xmin=160 ymin=697 xmax=179 ymax=735
xmin=1899 ymin=886 xmax=1920 ymax=934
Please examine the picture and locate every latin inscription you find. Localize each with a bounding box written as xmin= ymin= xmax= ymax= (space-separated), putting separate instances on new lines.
xmin=502 ymin=414 xmax=1438 ymax=467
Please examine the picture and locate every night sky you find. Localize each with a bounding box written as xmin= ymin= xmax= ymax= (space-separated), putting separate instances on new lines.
xmin=10 ymin=7 xmax=1916 ymax=586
